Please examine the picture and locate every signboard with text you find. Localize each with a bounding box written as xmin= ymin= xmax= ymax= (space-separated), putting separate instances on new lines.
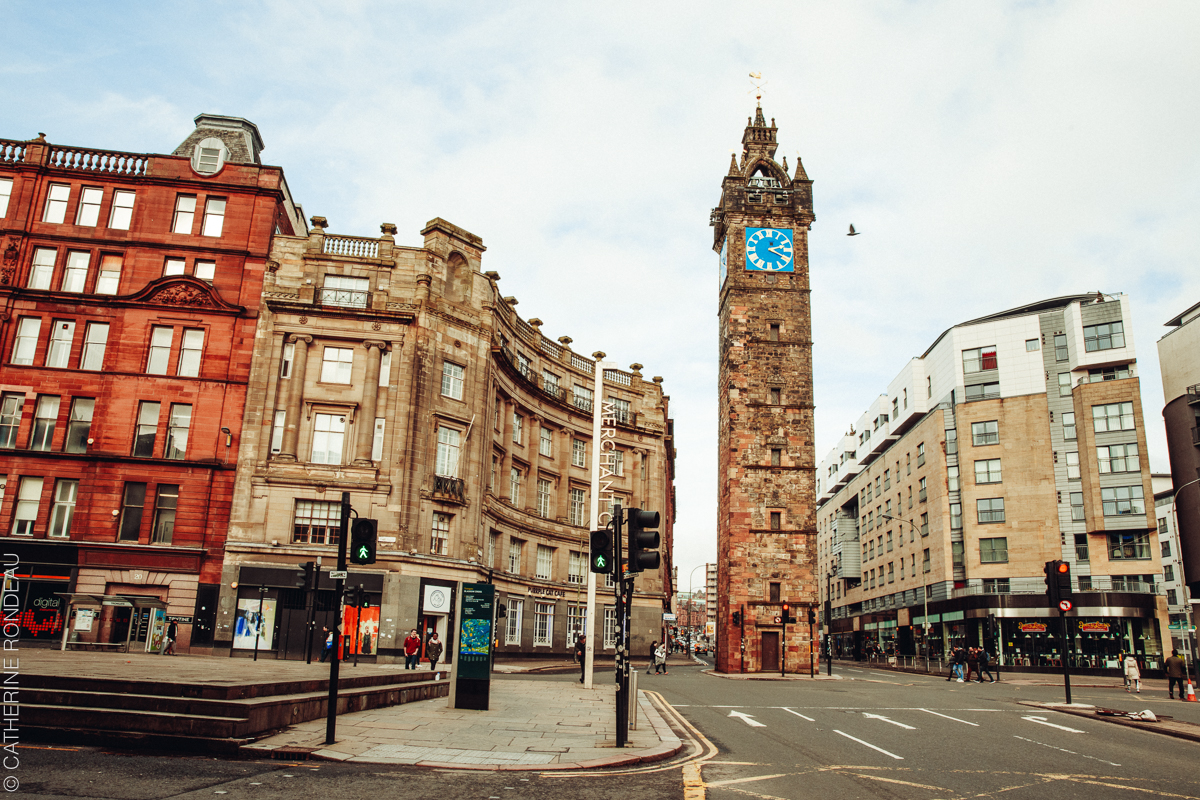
xmin=455 ymin=582 xmax=496 ymax=710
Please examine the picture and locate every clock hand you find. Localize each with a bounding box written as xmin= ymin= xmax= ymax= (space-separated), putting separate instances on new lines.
xmin=766 ymin=244 xmax=790 ymax=257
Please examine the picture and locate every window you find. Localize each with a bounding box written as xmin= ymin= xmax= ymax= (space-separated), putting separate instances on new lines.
xmin=965 ymin=382 xmax=1000 ymax=401
xmin=146 ymin=327 xmax=172 ymax=374
xmin=572 ymin=438 xmax=587 ymax=467
xmin=379 ymin=351 xmax=391 ymax=387
xmin=506 ymin=598 xmax=524 ymax=644
xmin=29 ymin=395 xmax=59 ymax=451
xmin=279 ymin=342 xmax=296 ymax=379
xmin=172 ymin=195 xmax=197 ymax=234
xmin=177 ymin=329 xmax=204 ymax=377
xmin=769 ymin=323 xmax=780 ymax=341
xmin=907 ymin=486 xmax=913 ymax=508
xmin=43 ymin=183 xmax=70 ymax=224
xmin=770 ymin=511 xmax=782 ymax=530
xmin=194 ymin=260 xmax=215 ymax=283
xmin=603 ymin=605 xmax=618 ymax=648
xmin=1070 ymin=491 xmax=1085 ymax=521
xmin=80 ymin=323 xmax=109 ymax=371
xmin=1108 ymin=531 xmax=1151 ymax=560
xmin=1168 ymin=589 xmax=1179 ymax=605
xmin=919 ymin=477 xmax=928 ymax=501
xmin=11 ymin=477 xmax=43 ymax=536
xmin=132 ymin=401 xmax=160 ymax=456
xmin=1054 ymin=334 xmax=1068 ymax=362
xmin=888 ymin=563 xmax=895 ymax=583
xmin=509 ymin=467 xmax=522 ymax=505
xmin=320 ymin=347 xmax=354 ymax=383
xmin=48 ymin=479 xmax=78 ymax=538
xmin=1097 ymin=443 xmax=1140 ymax=473
xmin=320 ymin=275 xmax=369 ymax=308
xmin=441 ymin=362 xmax=464 ymax=400
xmin=1065 ymin=451 xmax=1080 ymax=480
xmin=0 ymin=394 xmax=23 ymax=448
xmin=292 ymin=499 xmax=341 ymax=545
xmin=45 ymin=320 xmax=75 ymax=368
xmin=771 ymin=448 xmax=781 ymax=467
xmin=152 ymin=485 xmax=179 ymax=543
xmin=537 ymin=478 xmax=552 ymax=517
xmin=922 ymin=548 xmax=931 ymax=573
xmin=95 ymin=254 xmax=122 ymax=294
xmin=770 ymin=387 xmax=781 ymax=405
xmin=609 ymin=397 xmax=632 ymax=424
xmin=201 ymin=197 xmax=226 ymax=237
xmin=883 ymin=469 xmax=891 ymax=490
xmin=508 ymin=539 xmax=523 ymax=573
xmin=573 ymin=385 xmax=593 ymax=413
xmin=569 ymin=551 xmax=586 ymax=584
xmin=268 ymin=410 xmax=287 ymax=455
xmin=1101 ymin=485 xmax=1145 ymax=516
xmin=371 ymin=418 xmax=385 ymax=461
xmin=1062 ymin=411 xmax=1076 ymax=441
xmin=118 ymin=482 xmax=146 ymax=541
xmin=64 ymin=398 xmax=94 ymax=453
xmin=920 ymin=512 xmax=929 ymax=536
xmin=569 ymin=487 xmax=587 ymax=526
xmin=974 ymin=459 xmax=1002 ymax=484
xmin=0 ymin=177 xmax=11 ymax=217
xmin=1164 ymin=564 xmax=1175 ymax=583
xmin=164 ymin=403 xmax=192 ymax=460
xmin=512 ymin=413 xmax=523 ymax=444
xmin=567 ymin=604 xmax=584 ymax=638
xmin=963 ymin=346 xmax=997 ymax=374
xmin=516 ymin=353 xmax=532 ymax=379
xmin=950 ymin=502 xmax=963 ymax=530
xmin=1075 ymin=533 xmax=1089 ymax=561
xmin=1083 ymin=321 xmax=1125 ymax=352
xmin=979 ymin=537 xmax=1008 ymax=563
xmin=971 ymin=420 xmax=999 ymax=446
xmin=435 ymin=426 xmax=460 ymax=476
xmin=534 ymin=602 xmax=553 ymax=646
xmin=62 ymin=251 xmax=89 ymax=292
xmin=542 ymin=370 xmax=559 ymax=396
xmin=609 ymin=449 xmax=624 ymax=477
xmin=539 ymin=426 xmax=553 ymax=457
xmin=431 ymin=512 xmax=450 ymax=555
xmin=29 ymin=247 xmax=55 ymax=289
xmin=76 ymin=187 xmax=103 ymax=226
xmin=977 ymin=498 xmax=1005 ymax=523
xmin=945 ymin=429 xmax=957 ymax=455
xmin=1058 ymin=373 xmax=1073 ymax=397
xmin=1093 ymin=402 xmax=1135 ymax=432
xmin=886 ymin=530 xmax=893 ymax=552
xmin=11 ymin=318 xmax=40 ymax=366
xmin=109 ymin=190 xmax=135 ymax=229
xmin=536 ymin=545 xmax=553 ymax=580
xmin=948 ymin=465 xmax=960 ymax=492
xmin=1088 ymin=365 xmax=1131 ymax=382
xmin=1026 ymin=338 xmax=1040 ymax=352
xmin=916 ymin=442 xmax=925 ymax=467
xmin=488 ymin=532 xmax=499 ymax=567
xmin=310 ymin=413 xmax=346 ymax=464
xmin=1162 ymin=537 xmax=1172 ymax=557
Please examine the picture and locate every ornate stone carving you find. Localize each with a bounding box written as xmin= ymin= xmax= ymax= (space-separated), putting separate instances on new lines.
xmin=146 ymin=283 xmax=216 ymax=308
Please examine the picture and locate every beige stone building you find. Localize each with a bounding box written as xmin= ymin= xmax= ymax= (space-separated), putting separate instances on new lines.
xmin=217 ymin=217 xmax=675 ymax=662
xmin=818 ymin=294 xmax=1170 ymax=672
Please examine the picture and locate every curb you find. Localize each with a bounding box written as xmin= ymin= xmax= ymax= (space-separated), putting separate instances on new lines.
xmin=1019 ymin=700 xmax=1200 ymax=744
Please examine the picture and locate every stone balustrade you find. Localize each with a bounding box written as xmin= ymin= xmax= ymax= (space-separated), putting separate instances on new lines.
xmin=46 ymin=146 xmax=148 ymax=176
xmin=323 ymin=235 xmax=380 ymax=259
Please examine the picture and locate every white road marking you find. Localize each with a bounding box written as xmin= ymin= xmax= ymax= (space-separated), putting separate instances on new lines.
xmin=1013 ymin=735 xmax=1120 ymax=766
xmin=778 ymin=707 xmax=815 ymax=721
xmin=729 ymin=709 xmax=767 ymax=727
xmin=706 ymin=773 xmax=790 ymax=788
xmin=919 ymin=708 xmax=979 ymax=726
xmin=833 ymin=730 xmax=904 ymax=760
xmin=863 ymin=712 xmax=916 ymax=730
xmin=1021 ymin=715 xmax=1085 ymax=733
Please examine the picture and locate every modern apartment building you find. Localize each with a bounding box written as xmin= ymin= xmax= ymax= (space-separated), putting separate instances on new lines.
xmin=219 ymin=218 xmax=675 ymax=662
xmin=1152 ymin=474 xmax=1191 ymax=652
xmin=0 ymin=117 xmax=303 ymax=653
xmin=817 ymin=294 xmax=1170 ymax=670
xmin=1157 ymin=300 xmax=1200 ymax=596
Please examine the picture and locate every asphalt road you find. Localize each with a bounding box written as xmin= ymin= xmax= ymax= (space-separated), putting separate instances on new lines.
xmin=653 ymin=661 xmax=1200 ymax=800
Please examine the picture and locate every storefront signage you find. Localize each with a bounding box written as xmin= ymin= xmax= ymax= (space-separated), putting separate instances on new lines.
xmin=1019 ymin=623 xmax=1048 ymax=633
xmin=423 ymin=585 xmax=452 ymax=614
xmin=529 ymin=586 xmax=565 ymax=598
xmin=1079 ymin=622 xmax=1110 ymax=633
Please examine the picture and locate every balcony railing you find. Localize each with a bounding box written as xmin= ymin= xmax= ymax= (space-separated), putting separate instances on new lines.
xmin=432 ymin=475 xmax=465 ymax=503
xmin=318 ymin=288 xmax=370 ymax=309
xmin=951 ymin=575 xmax=1160 ymax=598
xmin=47 ymin=145 xmax=147 ymax=176
xmin=0 ymin=140 xmax=25 ymax=165
xmin=323 ymin=235 xmax=379 ymax=258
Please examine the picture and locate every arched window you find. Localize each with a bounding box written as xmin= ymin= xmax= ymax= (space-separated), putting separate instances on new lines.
xmin=192 ymin=137 xmax=228 ymax=175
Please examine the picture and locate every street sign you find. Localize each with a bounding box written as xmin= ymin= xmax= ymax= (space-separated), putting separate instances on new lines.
xmin=329 ymin=570 xmax=348 ymax=579
xmin=1058 ymin=600 xmax=1073 ymax=612
xmin=663 ymin=613 xmax=676 ymax=621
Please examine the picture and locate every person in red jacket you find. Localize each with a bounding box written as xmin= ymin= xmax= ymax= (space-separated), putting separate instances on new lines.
xmin=403 ymin=629 xmax=422 ymax=670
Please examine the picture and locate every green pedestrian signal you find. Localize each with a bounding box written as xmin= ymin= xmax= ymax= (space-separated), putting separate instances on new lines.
xmin=590 ymin=529 xmax=613 ymax=574
xmin=350 ymin=519 xmax=377 ymax=565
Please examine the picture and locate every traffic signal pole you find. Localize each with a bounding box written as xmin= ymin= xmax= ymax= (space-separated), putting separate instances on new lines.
xmin=1059 ymin=606 xmax=1072 ymax=705
xmin=325 ymin=491 xmax=349 ymax=745
xmin=613 ymin=506 xmax=628 ymax=748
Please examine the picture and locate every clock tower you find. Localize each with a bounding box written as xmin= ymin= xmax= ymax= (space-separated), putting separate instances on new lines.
xmin=713 ymin=104 xmax=818 ymax=674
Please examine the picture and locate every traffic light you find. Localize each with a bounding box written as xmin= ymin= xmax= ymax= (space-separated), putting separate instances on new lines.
xmin=781 ymin=603 xmax=796 ymax=624
xmin=732 ymin=611 xmax=742 ymax=626
xmin=590 ymin=529 xmax=614 ymax=574
xmin=350 ymin=519 xmax=377 ymax=564
xmin=807 ymin=607 xmax=816 ymax=626
xmin=1044 ymin=560 xmax=1073 ymax=609
xmin=626 ymin=508 xmax=661 ymax=573
xmin=294 ymin=560 xmax=314 ymax=589
xmin=987 ymin=613 xmax=999 ymax=640
xmin=344 ymin=584 xmax=360 ymax=607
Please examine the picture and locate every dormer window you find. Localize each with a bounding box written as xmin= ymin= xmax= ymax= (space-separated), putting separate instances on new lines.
xmin=192 ymin=137 xmax=228 ymax=175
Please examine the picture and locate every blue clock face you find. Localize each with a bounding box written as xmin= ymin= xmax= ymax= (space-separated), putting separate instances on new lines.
xmin=745 ymin=227 xmax=794 ymax=272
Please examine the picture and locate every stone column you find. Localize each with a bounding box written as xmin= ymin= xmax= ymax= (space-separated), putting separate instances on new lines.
xmin=276 ymin=334 xmax=312 ymax=462
xmin=353 ymin=340 xmax=388 ymax=465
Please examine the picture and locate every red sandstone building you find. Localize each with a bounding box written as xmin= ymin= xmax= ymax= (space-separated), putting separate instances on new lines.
xmin=0 ymin=116 xmax=304 ymax=652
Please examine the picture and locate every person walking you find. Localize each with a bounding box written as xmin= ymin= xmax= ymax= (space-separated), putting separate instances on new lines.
xmin=426 ymin=631 xmax=443 ymax=671
xmin=161 ymin=620 xmax=178 ymax=656
xmin=403 ymin=629 xmax=422 ymax=670
xmin=319 ymin=626 xmax=335 ymax=663
xmin=978 ymin=646 xmax=996 ymax=683
xmin=964 ymin=647 xmax=979 ymax=683
xmin=654 ymin=641 xmax=668 ymax=674
xmin=574 ymin=633 xmax=586 ymax=683
xmin=1165 ymin=649 xmax=1187 ymax=699
xmin=1118 ymin=649 xmax=1130 ymax=689
xmin=1124 ymin=652 xmax=1141 ymax=693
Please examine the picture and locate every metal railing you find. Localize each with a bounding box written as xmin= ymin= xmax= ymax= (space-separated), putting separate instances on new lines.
xmin=318 ymin=288 xmax=369 ymax=309
xmin=432 ymin=475 xmax=465 ymax=502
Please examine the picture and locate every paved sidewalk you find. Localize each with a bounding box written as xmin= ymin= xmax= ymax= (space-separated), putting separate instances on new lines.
xmin=245 ymin=677 xmax=683 ymax=769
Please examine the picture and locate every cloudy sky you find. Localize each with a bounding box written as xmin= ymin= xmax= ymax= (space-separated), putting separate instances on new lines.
xmin=6 ymin=1 xmax=1198 ymax=587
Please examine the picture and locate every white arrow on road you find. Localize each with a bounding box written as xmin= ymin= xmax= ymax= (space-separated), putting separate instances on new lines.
xmin=1021 ymin=715 xmax=1085 ymax=733
xmin=863 ymin=713 xmax=916 ymax=730
xmin=728 ymin=710 xmax=766 ymax=728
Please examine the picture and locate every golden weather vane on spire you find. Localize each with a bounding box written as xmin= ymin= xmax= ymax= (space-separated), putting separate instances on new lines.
xmin=748 ymin=72 xmax=768 ymax=103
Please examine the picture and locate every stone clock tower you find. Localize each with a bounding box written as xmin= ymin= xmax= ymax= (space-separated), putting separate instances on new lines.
xmin=713 ymin=105 xmax=818 ymax=674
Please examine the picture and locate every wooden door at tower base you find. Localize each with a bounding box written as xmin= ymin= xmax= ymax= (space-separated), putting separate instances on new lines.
xmin=762 ymin=631 xmax=780 ymax=672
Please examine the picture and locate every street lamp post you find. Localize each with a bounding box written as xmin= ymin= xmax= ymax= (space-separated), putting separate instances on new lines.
xmin=1170 ymin=478 xmax=1200 ymax=690
xmin=826 ymin=566 xmax=835 ymax=676
xmin=687 ymin=564 xmax=705 ymax=660
xmin=880 ymin=513 xmax=931 ymax=672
